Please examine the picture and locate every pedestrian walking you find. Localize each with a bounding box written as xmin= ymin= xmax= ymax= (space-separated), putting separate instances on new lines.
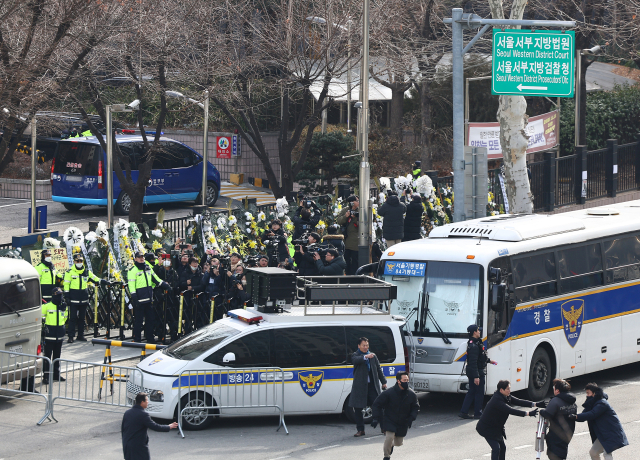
xmin=459 ymin=324 xmax=496 ymax=419
xmin=371 ymin=371 xmax=419 ymax=460
xmin=349 ymin=336 xmax=388 ymax=437
xmin=476 ymin=380 xmax=544 ymax=460
xmin=121 ymin=392 xmax=178 ymax=460
xmin=41 ymin=288 xmax=67 ymax=384
xmin=378 ymin=192 xmax=406 ymax=247
xmin=540 ymin=379 xmax=577 ymax=460
xmin=568 ymin=383 xmax=628 ymax=460
xmin=63 ymin=253 xmax=108 ymax=343
xmin=402 ymin=194 xmax=424 ymax=242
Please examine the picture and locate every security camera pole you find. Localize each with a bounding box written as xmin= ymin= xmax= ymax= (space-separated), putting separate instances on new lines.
xmin=30 ymin=115 xmax=37 ymax=232
xmin=575 ymin=45 xmax=602 ymax=146
xmin=106 ymin=104 xmax=134 ymax=228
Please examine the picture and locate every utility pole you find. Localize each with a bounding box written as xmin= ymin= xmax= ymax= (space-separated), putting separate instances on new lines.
xmin=358 ymin=0 xmax=371 ymax=268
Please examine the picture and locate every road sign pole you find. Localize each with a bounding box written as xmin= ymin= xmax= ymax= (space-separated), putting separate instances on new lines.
xmin=452 ymin=8 xmax=465 ymax=222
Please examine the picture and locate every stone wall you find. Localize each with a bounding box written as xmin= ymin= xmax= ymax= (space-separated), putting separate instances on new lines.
xmin=0 ymin=178 xmax=51 ymax=199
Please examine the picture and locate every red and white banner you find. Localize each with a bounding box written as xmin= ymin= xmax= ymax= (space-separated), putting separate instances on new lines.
xmin=467 ymin=110 xmax=559 ymax=159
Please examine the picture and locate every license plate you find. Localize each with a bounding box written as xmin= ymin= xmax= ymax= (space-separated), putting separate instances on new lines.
xmin=8 ymin=345 xmax=23 ymax=357
xmin=414 ymin=379 xmax=429 ymax=390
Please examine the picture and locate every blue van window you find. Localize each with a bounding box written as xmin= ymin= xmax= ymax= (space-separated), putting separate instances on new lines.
xmin=117 ymin=142 xmax=144 ymax=171
xmin=54 ymin=143 xmax=99 ymax=176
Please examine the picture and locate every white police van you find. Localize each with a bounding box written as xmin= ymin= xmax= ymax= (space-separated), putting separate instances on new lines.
xmin=128 ymin=307 xmax=410 ymax=429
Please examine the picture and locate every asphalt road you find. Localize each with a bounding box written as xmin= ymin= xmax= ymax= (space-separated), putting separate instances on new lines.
xmin=3 ymin=361 xmax=640 ymax=460
xmin=0 ymin=197 xmax=233 ymax=243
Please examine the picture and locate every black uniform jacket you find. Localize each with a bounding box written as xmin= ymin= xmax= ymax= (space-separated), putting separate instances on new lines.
xmin=121 ymin=404 xmax=170 ymax=460
xmin=372 ymin=384 xmax=420 ymax=437
xmin=476 ymin=391 xmax=533 ymax=440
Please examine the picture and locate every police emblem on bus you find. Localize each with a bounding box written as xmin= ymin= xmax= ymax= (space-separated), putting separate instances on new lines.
xmin=417 ymin=337 xmax=424 ymax=344
xmin=298 ymin=371 xmax=323 ymax=397
xmin=148 ymin=357 xmax=163 ymax=366
xmin=386 ymin=263 xmax=396 ymax=272
xmin=561 ymin=299 xmax=584 ymax=348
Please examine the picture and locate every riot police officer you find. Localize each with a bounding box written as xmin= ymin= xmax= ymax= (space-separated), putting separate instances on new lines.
xmin=35 ymin=249 xmax=63 ymax=303
xmin=63 ymin=253 xmax=108 ymax=343
xmin=41 ymin=288 xmax=67 ymax=384
xmin=128 ymin=252 xmax=169 ymax=343
xmin=459 ymin=324 xmax=496 ymax=419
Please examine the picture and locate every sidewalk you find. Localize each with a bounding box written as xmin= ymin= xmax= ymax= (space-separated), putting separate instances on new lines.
xmin=220 ymin=181 xmax=276 ymax=205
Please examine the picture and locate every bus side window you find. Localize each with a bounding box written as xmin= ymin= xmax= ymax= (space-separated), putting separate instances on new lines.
xmin=488 ymin=257 xmax=510 ymax=347
xmin=603 ymin=235 xmax=640 ymax=283
xmin=512 ymin=252 xmax=557 ymax=303
xmin=557 ymin=243 xmax=603 ymax=292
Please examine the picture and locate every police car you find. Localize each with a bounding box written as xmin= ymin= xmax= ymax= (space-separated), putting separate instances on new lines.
xmin=127 ymin=307 xmax=409 ymax=429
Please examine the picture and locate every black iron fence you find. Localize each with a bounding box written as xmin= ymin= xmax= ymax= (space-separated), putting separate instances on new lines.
xmin=432 ymin=135 xmax=640 ymax=213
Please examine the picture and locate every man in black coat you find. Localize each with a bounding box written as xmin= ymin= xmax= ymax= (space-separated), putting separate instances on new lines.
xmin=293 ymin=232 xmax=321 ymax=276
xmin=378 ymin=192 xmax=406 ymax=247
xmin=372 ymin=372 xmax=419 ymax=460
xmin=476 ymin=380 xmax=543 ymax=460
xmin=540 ymin=378 xmax=577 ymax=460
xmin=292 ymin=202 xmax=321 ymax=240
xmin=403 ymin=194 xmax=424 ymax=241
xmin=121 ymin=393 xmax=177 ymax=460
xmin=349 ymin=337 xmax=387 ymax=436
xmin=569 ymin=382 xmax=628 ymax=459
xmin=313 ymin=248 xmax=347 ymax=275
xmin=263 ymin=220 xmax=289 ymax=266
xmin=459 ymin=324 xmax=496 ymax=419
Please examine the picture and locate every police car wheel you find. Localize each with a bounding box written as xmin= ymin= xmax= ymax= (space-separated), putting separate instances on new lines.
xmin=527 ymin=348 xmax=552 ymax=400
xmin=196 ymin=181 xmax=219 ymax=207
xmin=115 ymin=191 xmax=131 ymax=215
xmin=63 ymin=203 xmax=83 ymax=212
xmin=177 ymin=393 xmax=215 ymax=430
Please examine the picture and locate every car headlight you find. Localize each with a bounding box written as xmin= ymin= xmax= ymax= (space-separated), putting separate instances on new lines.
xmin=149 ymin=390 xmax=164 ymax=402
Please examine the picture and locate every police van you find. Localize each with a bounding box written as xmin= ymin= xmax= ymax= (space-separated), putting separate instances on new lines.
xmin=128 ymin=307 xmax=409 ymax=429
xmin=0 ymin=259 xmax=43 ymax=391
xmin=51 ymin=135 xmax=221 ymax=214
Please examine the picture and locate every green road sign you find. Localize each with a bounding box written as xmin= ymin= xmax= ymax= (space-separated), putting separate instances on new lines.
xmin=492 ymin=29 xmax=575 ymax=97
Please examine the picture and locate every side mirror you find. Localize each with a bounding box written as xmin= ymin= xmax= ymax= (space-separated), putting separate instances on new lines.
xmin=488 ymin=267 xmax=502 ymax=284
xmin=490 ymin=284 xmax=506 ymax=312
xmin=222 ymin=352 xmax=236 ymax=363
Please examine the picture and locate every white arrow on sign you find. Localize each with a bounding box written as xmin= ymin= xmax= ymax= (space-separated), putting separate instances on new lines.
xmin=517 ymin=84 xmax=548 ymax=91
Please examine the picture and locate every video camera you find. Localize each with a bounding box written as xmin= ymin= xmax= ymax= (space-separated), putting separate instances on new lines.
xmin=306 ymin=243 xmax=327 ymax=257
xmin=218 ymin=255 xmax=232 ymax=271
xmin=244 ymin=255 xmax=260 ymax=268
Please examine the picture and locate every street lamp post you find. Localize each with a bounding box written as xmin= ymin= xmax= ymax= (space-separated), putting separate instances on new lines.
xmin=357 ymin=0 xmax=371 ymax=268
xmin=105 ymin=103 xmax=135 ymax=228
xmin=30 ymin=116 xmax=37 ymax=232
xmin=165 ymin=90 xmax=208 ymax=206
xmin=575 ymin=45 xmax=601 ymax=147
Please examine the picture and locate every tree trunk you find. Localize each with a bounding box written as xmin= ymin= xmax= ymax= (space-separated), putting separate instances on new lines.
xmin=390 ymin=86 xmax=405 ymax=142
xmin=419 ymin=79 xmax=433 ymax=170
xmin=129 ymin=188 xmax=145 ymax=223
xmin=489 ymin=0 xmax=533 ymax=213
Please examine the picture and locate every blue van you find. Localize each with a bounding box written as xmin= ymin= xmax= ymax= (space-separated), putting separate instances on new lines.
xmin=51 ymin=135 xmax=221 ymax=214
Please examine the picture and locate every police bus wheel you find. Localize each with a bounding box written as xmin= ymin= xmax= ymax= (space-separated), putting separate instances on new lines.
xmin=528 ymin=348 xmax=552 ymax=400
xmin=115 ymin=191 xmax=131 ymax=215
xmin=63 ymin=203 xmax=83 ymax=212
xmin=177 ymin=393 xmax=215 ymax=430
xmin=196 ymin=181 xmax=219 ymax=207
xmin=344 ymin=399 xmax=373 ymax=424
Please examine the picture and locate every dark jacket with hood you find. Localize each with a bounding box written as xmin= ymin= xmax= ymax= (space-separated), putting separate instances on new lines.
xmin=476 ymin=391 xmax=534 ymax=440
xmin=403 ymin=199 xmax=424 ymax=241
xmin=372 ymin=383 xmax=420 ymax=437
xmin=315 ymin=255 xmax=347 ymax=276
xmin=540 ymin=392 xmax=577 ymax=459
xmin=378 ymin=195 xmax=406 ymax=241
xmin=322 ymin=234 xmax=345 ymax=255
xmin=576 ymin=388 xmax=628 ymax=454
xmin=293 ymin=250 xmax=319 ymax=276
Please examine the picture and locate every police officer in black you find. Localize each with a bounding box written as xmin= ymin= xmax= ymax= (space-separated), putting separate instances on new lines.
xmin=459 ymin=324 xmax=496 ymax=419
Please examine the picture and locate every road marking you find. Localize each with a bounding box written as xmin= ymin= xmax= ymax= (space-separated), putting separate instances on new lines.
xmin=0 ymin=200 xmax=48 ymax=208
xmin=364 ymin=434 xmax=384 ymax=440
xmin=269 ymin=456 xmax=291 ymax=460
xmin=314 ymin=445 xmax=340 ymax=451
xmin=419 ymin=422 xmax=442 ymax=428
xmin=482 ymin=453 xmax=491 ymax=457
xmin=20 ymin=217 xmax=89 ymax=229
xmin=514 ymin=445 xmax=532 ymax=449
xmin=634 ymin=420 xmax=640 ymax=423
xmin=575 ymin=431 xmax=590 ymax=436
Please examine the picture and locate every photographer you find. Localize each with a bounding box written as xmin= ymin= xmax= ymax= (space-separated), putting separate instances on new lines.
xmin=175 ymin=253 xmax=190 ymax=277
xmin=322 ymin=226 xmax=345 ymax=255
xmin=313 ymin=248 xmax=346 ymax=275
xmin=294 ymin=232 xmax=321 ymax=276
xmin=336 ymin=195 xmax=359 ymax=275
xmin=154 ymin=254 xmax=180 ymax=340
xmin=292 ymin=197 xmax=321 ymax=240
xmin=201 ymin=258 xmax=226 ymax=321
xmin=226 ymin=264 xmax=251 ymax=310
xmin=262 ymin=219 xmax=289 ymax=267
xmin=179 ymin=257 xmax=203 ymax=293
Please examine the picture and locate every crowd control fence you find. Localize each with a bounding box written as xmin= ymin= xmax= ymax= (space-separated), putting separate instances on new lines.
xmin=177 ymin=367 xmax=288 ymax=438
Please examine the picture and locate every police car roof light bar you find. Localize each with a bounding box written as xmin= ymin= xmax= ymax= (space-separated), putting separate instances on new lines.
xmin=227 ymin=309 xmax=263 ymax=324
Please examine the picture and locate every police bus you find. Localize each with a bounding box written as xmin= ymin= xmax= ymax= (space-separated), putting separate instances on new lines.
xmin=0 ymin=259 xmax=43 ymax=391
xmin=381 ymin=201 xmax=640 ymax=399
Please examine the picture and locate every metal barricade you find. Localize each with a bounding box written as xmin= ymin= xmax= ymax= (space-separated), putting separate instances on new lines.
xmin=0 ymin=349 xmax=52 ymax=425
xmin=49 ymin=358 xmax=144 ymax=417
xmin=177 ymin=367 xmax=288 ymax=437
